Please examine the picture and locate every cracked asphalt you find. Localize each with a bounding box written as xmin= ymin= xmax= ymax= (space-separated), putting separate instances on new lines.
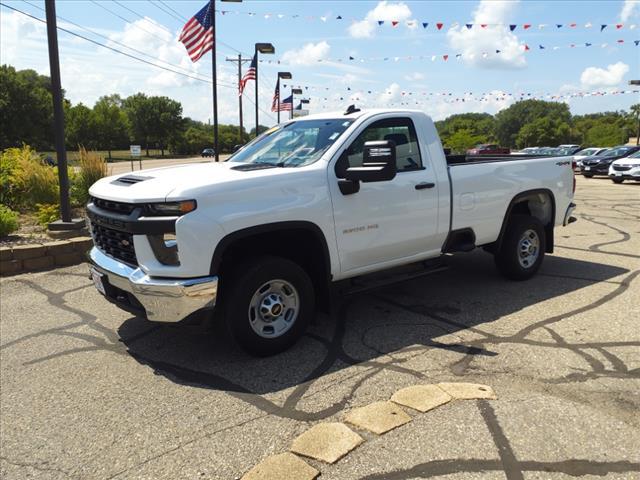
xmin=1 ymin=176 xmax=639 ymax=479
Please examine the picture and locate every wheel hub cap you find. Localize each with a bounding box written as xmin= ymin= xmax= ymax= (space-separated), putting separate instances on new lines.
xmin=249 ymin=280 xmax=300 ymax=338
xmin=518 ymin=229 xmax=540 ymax=269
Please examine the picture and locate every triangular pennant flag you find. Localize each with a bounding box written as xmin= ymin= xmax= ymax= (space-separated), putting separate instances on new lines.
xmin=635 ymin=40 xmax=640 ymax=46
xmin=556 ymin=24 xmax=562 ymax=28
xmin=422 ymin=22 xmax=429 ymax=28
xmin=336 ymin=15 xmax=342 ymax=20
xmin=509 ymin=24 xmax=517 ymax=31
xmin=480 ymin=24 xmax=487 ymax=28
xmin=585 ymin=22 xmax=592 ymax=28
xmin=466 ymin=23 xmax=473 ymax=29
xmin=585 ymin=42 xmax=592 ymax=47
xmin=436 ymin=22 xmax=444 ymax=30
xmin=570 ymin=23 xmax=577 ymax=27
xmin=617 ymin=39 xmax=624 ymax=43
xmin=456 ymin=53 xmax=462 ymax=58
xmin=523 ymin=24 xmax=531 ymax=29
xmin=616 ymin=24 xmax=623 ymax=29
xmin=496 ymin=49 xmax=501 ymax=53
xmin=539 ymin=44 xmax=545 ymax=49
xmin=349 ymin=56 xmax=354 ymax=60
xmin=524 ymin=44 xmax=530 ymax=51
xmin=443 ymin=54 xmax=449 ymax=61
xmin=600 ymin=24 xmax=607 ymax=31
xmin=391 ymin=21 xmax=399 ymax=27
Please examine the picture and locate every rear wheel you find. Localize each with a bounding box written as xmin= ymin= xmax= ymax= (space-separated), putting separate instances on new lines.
xmin=495 ymin=215 xmax=546 ymax=281
xmin=223 ymin=256 xmax=314 ymax=356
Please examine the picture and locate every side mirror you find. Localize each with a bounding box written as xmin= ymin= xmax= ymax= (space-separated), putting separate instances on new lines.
xmin=344 ymin=140 xmax=397 ymax=183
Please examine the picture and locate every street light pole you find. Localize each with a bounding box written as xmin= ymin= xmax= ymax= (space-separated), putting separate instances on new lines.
xmin=210 ymin=0 xmax=219 ymax=161
xmin=45 ymin=0 xmax=82 ymax=231
xmin=291 ymin=88 xmax=303 ymax=120
xmin=277 ymin=71 xmax=292 ymax=124
xmin=254 ymin=43 xmax=275 ymax=137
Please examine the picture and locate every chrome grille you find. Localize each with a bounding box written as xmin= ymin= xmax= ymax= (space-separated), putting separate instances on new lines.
xmin=91 ymin=222 xmax=137 ymax=266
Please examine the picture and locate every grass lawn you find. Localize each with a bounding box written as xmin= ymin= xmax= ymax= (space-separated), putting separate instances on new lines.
xmin=42 ymin=149 xmax=195 ymax=164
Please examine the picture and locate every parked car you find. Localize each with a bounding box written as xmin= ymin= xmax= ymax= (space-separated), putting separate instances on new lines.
xmin=466 ymin=144 xmax=510 ymax=155
xmin=201 ymin=148 xmax=215 ymax=157
xmin=580 ymin=145 xmax=640 ymax=177
xmin=609 ymin=150 xmax=640 ymax=183
xmin=87 ymin=109 xmax=576 ymax=355
xmin=573 ymin=147 xmax=608 ymax=170
xmin=512 ymin=147 xmax=541 ymax=155
xmin=556 ymin=146 xmax=582 ymax=156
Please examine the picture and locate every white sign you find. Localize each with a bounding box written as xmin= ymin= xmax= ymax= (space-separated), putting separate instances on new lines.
xmin=130 ymin=145 xmax=141 ymax=156
xmin=292 ymin=110 xmax=309 ymax=118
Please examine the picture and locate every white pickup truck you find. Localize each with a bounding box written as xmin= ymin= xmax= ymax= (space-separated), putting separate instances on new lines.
xmin=88 ymin=108 xmax=576 ymax=355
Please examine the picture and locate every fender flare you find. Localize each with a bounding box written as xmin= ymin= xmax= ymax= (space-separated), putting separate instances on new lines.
xmin=209 ymin=220 xmax=332 ymax=279
xmin=495 ymin=189 xmax=556 ymax=254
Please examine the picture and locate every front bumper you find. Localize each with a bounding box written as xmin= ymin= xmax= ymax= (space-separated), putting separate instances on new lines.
xmin=88 ymin=247 xmax=218 ymax=322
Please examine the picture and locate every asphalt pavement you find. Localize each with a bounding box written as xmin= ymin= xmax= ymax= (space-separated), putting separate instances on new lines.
xmin=1 ymin=175 xmax=639 ymax=479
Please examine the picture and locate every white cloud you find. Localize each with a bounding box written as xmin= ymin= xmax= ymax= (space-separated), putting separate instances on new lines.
xmin=620 ymin=0 xmax=640 ymax=22
xmin=348 ymin=1 xmax=415 ymax=39
xmin=280 ymin=41 xmax=331 ymax=66
xmin=404 ymin=72 xmax=425 ymax=81
xmin=447 ymin=0 xmax=526 ymax=69
xmin=580 ymin=62 xmax=629 ymax=88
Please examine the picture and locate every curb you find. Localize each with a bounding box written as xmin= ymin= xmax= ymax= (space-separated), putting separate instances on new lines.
xmin=0 ymin=237 xmax=93 ymax=277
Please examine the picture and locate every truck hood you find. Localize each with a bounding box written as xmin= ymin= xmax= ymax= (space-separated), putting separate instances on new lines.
xmin=89 ymin=161 xmax=286 ymax=202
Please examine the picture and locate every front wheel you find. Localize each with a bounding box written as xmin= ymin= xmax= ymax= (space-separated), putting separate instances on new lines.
xmin=223 ymin=256 xmax=314 ymax=356
xmin=612 ymin=177 xmax=624 ymax=184
xmin=495 ymin=215 xmax=546 ymax=281
xmin=583 ymin=173 xmax=594 ymax=178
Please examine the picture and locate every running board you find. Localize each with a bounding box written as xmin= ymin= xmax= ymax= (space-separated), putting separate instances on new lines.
xmin=340 ymin=261 xmax=448 ymax=296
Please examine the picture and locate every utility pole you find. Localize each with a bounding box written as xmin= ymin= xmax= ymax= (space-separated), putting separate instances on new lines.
xmin=45 ymin=0 xmax=83 ymax=232
xmin=226 ymin=55 xmax=252 ymax=144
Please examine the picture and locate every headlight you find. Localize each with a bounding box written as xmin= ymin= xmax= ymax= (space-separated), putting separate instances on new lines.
xmin=145 ymin=200 xmax=197 ymax=216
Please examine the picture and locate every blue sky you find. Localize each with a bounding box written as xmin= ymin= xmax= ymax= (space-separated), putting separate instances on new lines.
xmin=1 ymin=0 xmax=639 ymax=127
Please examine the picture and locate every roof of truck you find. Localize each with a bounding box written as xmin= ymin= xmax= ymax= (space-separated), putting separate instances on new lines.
xmin=296 ymin=108 xmax=426 ymax=122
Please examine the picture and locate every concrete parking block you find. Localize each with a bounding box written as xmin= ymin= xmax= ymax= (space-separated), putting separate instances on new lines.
xmin=241 ymin=452 xmax=319 ymax=480
xmin=344 ymin=401 xmax=411 ymax=435
xmin=391 ymin=384 xmax=452 ymax=413
xmin=437 ymin=382 xmax=497 ymax=400
xmin=290 ymin=422 xmax=364 ymax=464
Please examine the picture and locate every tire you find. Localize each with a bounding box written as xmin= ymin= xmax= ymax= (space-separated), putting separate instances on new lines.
xmin=612 ymin=178 xmax=624 ymax=184
xmin=583 ymin=173 xmax=594 ymax=178
xmin=495 ymin=215 xmax=546 ymax=281
xmin=223 ymin=256 xmax=314 ymax=356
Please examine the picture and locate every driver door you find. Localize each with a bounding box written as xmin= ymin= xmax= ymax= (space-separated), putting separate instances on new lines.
xmin=329 ymin=116 xmax=441 ymax=275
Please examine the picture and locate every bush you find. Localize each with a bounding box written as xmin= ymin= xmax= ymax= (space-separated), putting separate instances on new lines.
xmin=0 ymin=205 xmax=20 ymax=237
xmin=2 ymin=145 xmax=58 ymax=209
xmin=71 ymin=146 xmax=109 ymax=206
xmin=35 ymin=203 xmax=60 ymax=226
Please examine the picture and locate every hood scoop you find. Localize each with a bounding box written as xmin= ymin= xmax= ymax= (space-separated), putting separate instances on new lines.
xmin=112 ymin=175 xmax=153 ymax=186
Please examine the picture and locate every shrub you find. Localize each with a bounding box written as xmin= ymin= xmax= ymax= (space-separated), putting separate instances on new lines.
xmin=35 ymin=203 xmax=60 ymax=226
xmin=3 ymin=145 xmax=59 ymax=209
xmin=0 ymin=205 xmax=20 ymax=237
xmin=71 ymin=146 xmax=109 ymax=205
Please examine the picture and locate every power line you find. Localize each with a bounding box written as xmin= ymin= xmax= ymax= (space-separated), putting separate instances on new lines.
xmin=89 ymin=0 xmax=170 ymax=45
xmin=21 ymin=0 xmax=215 ymax=84
xmin=148 ymin=0 xmax=184 ymax=24
xmin=1 ymin=2 xmax=235 ymax=89
xmin=157 ymin=0 xmax=187 ymax=21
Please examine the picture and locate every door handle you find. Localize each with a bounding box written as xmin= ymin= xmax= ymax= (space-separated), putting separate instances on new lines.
xmin=415 ymin=182 xmax=435 ymax=190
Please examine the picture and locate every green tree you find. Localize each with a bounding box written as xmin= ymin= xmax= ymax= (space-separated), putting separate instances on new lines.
xmin=445 ymin=129 xmax=486 ymax=153
xmin=629 ymin=103 xmax=640 ymax=146
xmin=435 ymin=113 xmax=496 ymax=152
xmin=65 ymin=103 xmax=96 ymax=150
xmin=123 ymin=93 xmax=154 ymax=156
xmin=147 ymin=96 xmax=183 ymax=156
xmin=93 ymin=94 xmax=128 ymax=159
xmin=515 ymin=117 xmax=572 ymax=148
xmin=573 ymin=111 xmax=631 ymax=147
xmin=0 ymin=65 xmax=55 ymax=150
xmin=495 ymin=100 xmax=572 ymax=148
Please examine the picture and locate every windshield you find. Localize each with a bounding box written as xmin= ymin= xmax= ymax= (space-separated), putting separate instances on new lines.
xmin=627 ymin=150 xmax=640 ymax=159
xmin=229 ymin=118 xmax=355 ymax=167
xmin=603 ymin=147 xmax=631 ymax=157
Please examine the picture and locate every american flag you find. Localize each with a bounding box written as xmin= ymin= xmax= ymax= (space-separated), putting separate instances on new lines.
xmin=272 ymin=88 xmax=293 ymax=112
xmin=239 ymin=55 xmax=256 ymax=96
xmin=179 ymin=3 xmax=214 ymax=63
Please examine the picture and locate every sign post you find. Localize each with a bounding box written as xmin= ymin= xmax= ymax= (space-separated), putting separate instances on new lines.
xmin=130 ymin=145 xmax=141 ymax=171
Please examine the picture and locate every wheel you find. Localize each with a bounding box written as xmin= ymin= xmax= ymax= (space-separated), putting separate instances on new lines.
xmin=583 ymin=173 xmax=594 ymax=178
xmin=223 ymin=256 xmax=314 ymax=356
xmin=495 ymin=215 xmax=546 ymax=281
xmin=612 ymin=178 xmax=624 ymax=184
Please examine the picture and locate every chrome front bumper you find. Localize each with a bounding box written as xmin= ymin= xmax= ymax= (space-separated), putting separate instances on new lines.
xmin=88 ymin=247 xmax=218 ymax=322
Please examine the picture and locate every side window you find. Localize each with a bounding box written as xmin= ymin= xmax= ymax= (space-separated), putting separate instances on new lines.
xmin=341 ymin=117 xmax=423 ymax=173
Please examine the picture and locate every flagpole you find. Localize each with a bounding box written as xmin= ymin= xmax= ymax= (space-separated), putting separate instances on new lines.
xmin=211 ymin=0 xmax=219 ymax=162
xmin=277 ymin=78 xmax=280 ymax=124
